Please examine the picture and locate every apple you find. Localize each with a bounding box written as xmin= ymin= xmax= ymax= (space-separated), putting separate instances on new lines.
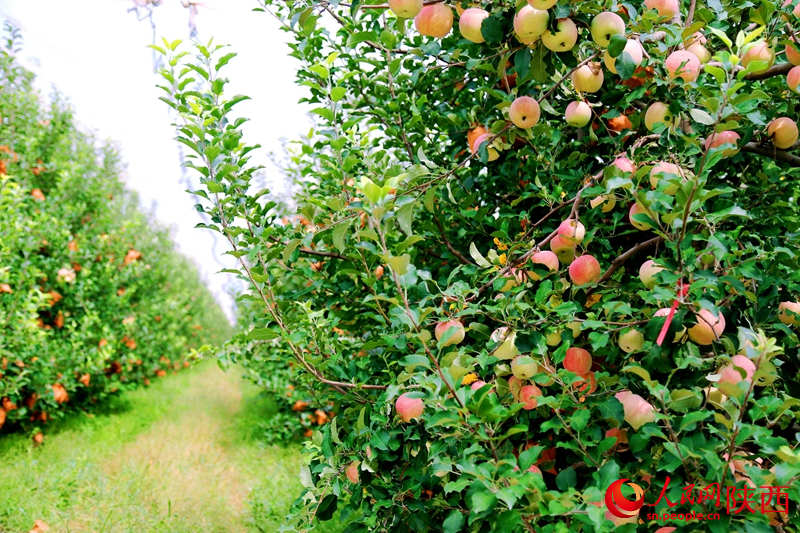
xmin=786 ymin=42 xmax=800 ymax=65
xmin=638 ymin=259 xmax=665 ymax=289
xmin=491 ymin=327 xmax=518 ymax=359
xmin=459 ymin=8 xmax=489 ymax=43
xmin=603 ymin=39 xmax=644 ymax=74
xmin=511 ymin=355 xmax=538 ymax=379
xmin=688 ymin=308 xmax=725 ymax=345
xmin=557 ymin=219 xmax=585 ymax=244
xmin=718 ymin=354 xmax=756 ymax=385
xmin=569 ymin=255 xmax=601 ymax=285
xmin=508 ymin=375 xmax=524 ymax=401
xmin=435 ymin=319 xmax=465 ymax=346
xmin=549 ymin=235 xmax=577 ymax=263
xmin=527 ymin=464 xmax=543 ymax=475
xmin=649 ymin=162 xmax=689 ymax=194
xmin=509 ymin=96 xmax=541 ymax=129
xmin=414 ymin=3 xmax=453 ymax=38
xmin=470 ymin=379 xmax=489 ymax=391
xmin=345 ymin=460 xmax=360 ymax=483
xmin=563 ymin=346 xmax=592 ymax=375
xmin=787 ymin=65 xmax=800 ymax=92
xmin=629 ymin=202 xmax=656 ymax=231
xmin=644 ymin=0 xmax=680 ymax=19
xmin=767 ymin=117 xmax=799 ymax=149
xmin=615 ymin=390 xmax=655 ymax=430
xmin=513 ymin=5 xmax=548 ymax=45
xmin=565 ymin=100 xmax=592 ymax=127
xmin=528 ymin=0 xmax=556 ymax=8
xmin=531 ymin=250 xmax=559 ymax=272
xmin=388 ymin=0 xmax=422 ymax=18
xmin=395 ymin=393 xmax=424 ymax=422
xmin=778 ymin=301 xmax=800 ymax=325
xmin=573 ymin=371 xmax=597 ymax=394
xmin=741 ymin=41 xmax=775 ymax=74
xmin=665 ymin=50 xmax=701 ymax=82
xmin=572 ymin=62 xmax=604 ymax=93
xmin=685 ymin=33 xmax=711 ymax=63
xmin=590 ymin=12 xmax=625 ymax=47
xmin=566 ymin=321 xmax=582 ymax=338
xmin=471 ymin=133 xmax=499 ymax=161
xmin=644 ymin=102 xmax=676 ymax=131
xmin=613 ymin=156 xmax=635 ymax=173
xmin=542 ymin=18 xmax=578 ymax=52
xmin=704 ymin=130 xmax=740 ymax=157
xmin=618 ymin=328 xmax=645 ymax=353
xmin=519 ymin=384 xmax=542 ymax=410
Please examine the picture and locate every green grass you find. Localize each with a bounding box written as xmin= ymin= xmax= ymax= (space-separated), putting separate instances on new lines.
xmin=0 ymin=362 xmax=325 ymax=532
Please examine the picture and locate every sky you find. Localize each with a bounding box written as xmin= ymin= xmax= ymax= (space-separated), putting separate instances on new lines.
xmin=0 ymin=0 xmax=312 ymax=320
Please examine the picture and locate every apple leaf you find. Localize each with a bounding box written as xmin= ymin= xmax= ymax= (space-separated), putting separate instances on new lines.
xmin=514 ymin=48 xmax=531 ymax=80
xmin=396 ymin=201 xmax=415 ymax=236
xmin=690 ymin=108 xmax=715 ymax=125
xmin=443 ymin=510 xmax=465 ymax=533
xmin=608 ymin=34 xmax=627 ymax=58
xmin=480 ymin=13 xmax=507 ymax=45
xmin=616 ymin=52 xmax=636 ymax=79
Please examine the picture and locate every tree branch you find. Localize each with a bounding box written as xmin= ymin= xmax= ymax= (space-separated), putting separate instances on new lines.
xmin=743 ymin=62 xmax=793 ymax=81
xmin=742 ymin=141 xmax=800 ymax=166
xmin=596 ymin=236 xmax=663 ymax=285
xmin=433 ymin=214 xmax=476 ymax=266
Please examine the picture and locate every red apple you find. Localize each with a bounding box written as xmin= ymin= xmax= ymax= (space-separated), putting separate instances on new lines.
xmin=638 ymin=259 xmax=665 ymax=288
xmin=615 ymin=390 xmax=655 ymax=430
xmin=665 ymin=50 xmax=701 ymax=82
xmin=685 ymin=32 xmax=711 ymax=63
xmin=519 ymin=384 xmax=542 ymax=410
xmin=530 ymin=250 xmax=559 ymax=272
xmin=613 ymin=156 xmax=635 ymax=173
xmin=388 ymin=0 xmax=423 ymax=19
xmin=563 ymin=346 xmax=592 ymax=375
xmin=787 ymin=65 xmax=800 ymax=92
xmin=786 ymin=42 xmax=800 ymax=65
xmin=414 ymin=3 xmax=453 ymax=38
xmin=565 ymin=100 xmax=592 ymax=127
xmin=345 ymin=460 xmax=360 ymax=483
xmin=590 ymin=12 xmax=625 ymax=47
xmin=644 ymin=0 xmax=680 ymax=18
xmin=568 ymin=255 xmax=601 ymax=285
xmin=509 ymin=96 xmax=541 ymax=129
xmin=688 ymin=308 xmax=725 ymax=345
xmin=778 ymin=301 xmax=800 ymax=325
xmin=718 ymin=354 xmax=756 ymax=385
xmin=542 ymin=18 xmax=578 ymax=52
xmin=395 ymin=393 xmax=424 ymax=422
xmin=557 ymin=219 xmax=585 ymax=245
xmin=649 ymin=161 xmax=687 ymax=194
xmin=549 ymin=235 xmax=577 ymax=263
xmin=604 ymin=39 xmax=644 ymax=74
xmin=629 ymin=202 xmax=656 ymax=231
xmin=513 ymin=5 xmax=548 ymax=44
xmin=435 ymin=319 xmax=466 ymax=346
xmin=644 ymin=102 xmax=676 ymax=131
xmin=471 ymin=133 xmax=499 ymax=161
xmin=741 ymin=41 xmax=775 ymax=74
xmin=705 ymin=130 xmax=740 ymax=156
xmin=572 ymin=62 xmax=604 ymax=93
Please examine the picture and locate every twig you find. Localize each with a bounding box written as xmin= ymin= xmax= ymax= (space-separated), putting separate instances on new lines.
xmin=743 ymin=62 xmax=793 ymax=81
xmin=433 ymin=214 xmax=476 ymax=265
xmin=742 ymin=141 xmax=800 ymax=166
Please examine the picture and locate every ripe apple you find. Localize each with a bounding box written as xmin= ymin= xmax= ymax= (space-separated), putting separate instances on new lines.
xmin=615 ymin=390 xmax=655 ymax=430
xmin=509 ymin=96 xmax=541 ymax=129
xmin=563 ymin=347 xmax=592 ymax=375
xmin=613 ymin=156 xmax=635 ymax=173
xmin=649 ymin=162 xmax=689 ymax=194
xmin=573 ymin=371 xmax=597 ymax=395
xmin=519 ymin=384 xmax=542 ymax=410
xmin=435 ymin=319 xmax=465 ymax=346
xmin=778 ymin=301 xmax=800 ymax=325
xmin=629 ymin=202 xmax=656 ymax=230
xmin=590 ymin=12 xmax=625 ymax=47
xmin=618 ymin=328 xmax=644 ymax=353
xmin=511 ymin=355 xmax=538 ymax=379
xmin=414 ymin=3 xmax=453 ymax=38
xmin=471 ymin=133 xmax=499 ymax=161
xmin=644 ymin=0 xmax=680 ymax=18
xmin=704 ymin=130 xmax=740 ymax=157
xmin=557 ymin=219 xmax=585 ymax=244
xmin=569 ymin=255 xmax=601 ymax=285
xmin=665 ymin=50 xmax=701 ymax=82
xmin=787 ymin=65 xmax=800 ymax=92
xmin=718 ymin=354 xmax=756 ymax=385
xmin=542 ymin=18 xmax=578 ymax=52
xmin=685 ymin=33 xmax=711 ymax=63
xmin=786 ymin=42 xmax=800 ymax=65
xmin=639 ymin=259 xmax=665 ymax=288
xmin=604 ymin=39 xmax=644 ymax=74
xmin=388 ymin=0 xmax=422 ymax=19
xmin=531 ymin=250 xmax=559 ymax=272
xmin=565 ymin=100 xmax=592 ymax=127
xmin=572 ymin=62 xmax=604 ymax=93
xmin=395 ymin=393 xmax=424 ymax=422
xmin=644 ymin=102 xmax=676 ymax=131
xmin=513 ymin=5 xmax=548 ymax=44
xmin=767 ymin=117 xmax=799 ymax=149
xmin=605 ymin=427 xmax=628 ymax=447
xmin=549 ymin=235 xmax=577 ymax=263
xmin=491 ymin=327 xmax=518 ymax=359
xmin=688 ymin=308 xmax=725 ymax=345
xmin=345 ymin=460 xmax=360 ymax=483
xmin=741 ymin=41 xmax=775 ymax=74
xmin=470 ymin=380 xmax=489 ymax=391
xmin=459 ymin=8 xmax=489 ymax=43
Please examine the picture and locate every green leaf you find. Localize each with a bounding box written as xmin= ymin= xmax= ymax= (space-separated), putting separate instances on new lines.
xmin=469 ymin=243 xmax=492 ymax=268
xmin=513 ymin=48 xmax=531 ymax=80
xmin=315 ymin=494 xmax=338 ymax=521
xmin=480 ymin=13 xmax=506 ymax=44
xmin=608 ymin=34 xmax=627 ymax=58
xmin=332 ymin=221 xmax=349 ymax=253
xmin=248 ymin=327 xmax=278 ymax=340
xmin=330 ymin=86 xmax=347 ymax=102
xmin=469 ymin=488 xmax=497 ymax=514
xmin=555 ymin=467 xmax=577 ymax=491
xmin=396 ymin=201 xmax=415 ymax=236
xmin=385 ymin=254 xmax=411 ymax=275
xmin=443 ymin=510 xmax=465 ymax=533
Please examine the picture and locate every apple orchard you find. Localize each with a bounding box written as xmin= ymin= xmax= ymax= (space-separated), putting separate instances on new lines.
xmin=157 ymin=0 xmax=800 ymax=530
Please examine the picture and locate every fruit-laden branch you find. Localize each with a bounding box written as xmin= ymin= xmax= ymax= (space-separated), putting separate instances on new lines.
xmin=743 ymin=62 xmax=793 ymax=81
xmin=595 ymin=236 xmax=663 ymax=285
xmin=742 ymin=141 xmax=800 ymax=166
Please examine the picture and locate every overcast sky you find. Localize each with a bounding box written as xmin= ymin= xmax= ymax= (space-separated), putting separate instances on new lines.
xmin=0 ymin=0 xmax=311 ymax=320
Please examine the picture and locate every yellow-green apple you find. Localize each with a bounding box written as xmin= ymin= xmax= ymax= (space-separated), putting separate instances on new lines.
xmin=569 ymin=255 xmax=601 ymax=285
xmin=566 ymin=321 xmax=583 ymax=338
xmin=345 ymin=461 xmax=360 ymax=483
xmin=613 ymin=156 xmax=635 ymax=173
xmin=471 ymin=133 xmax=499 ymax=161
xmin=435 ymin=319 xmax=465 ymax=346
xmin=767 ymin=117 xmax=798 ymax=149
xmin=544 ymin=329 xmax=561 ymax=347
xmin=572 ymin=62 xmax=604 ymax=93
xmin=649 ymin=162 xmax=689 ymax=194
xmin=718 ymin=354 xmax=756 ymax=385
xmin=778 ymin=301 xmax=800 ymax=325
xmin=511 ymin=355 xmax=538 ymax=379
xmin=644 ymin=102 xmax=676 ymax=131
xmin=531 ymin=250 xmax=559 ymax=272
xmin=519 ymin=384 xmax=542 ymax=410
xmin=557 ymin=218 xmax=585 ymax=244
xmin=395 ymin=393 xmax=424 ymax=422
xmin=665 ymin=50 xmax=701 ymax=82
xmin=688 ymin=308 xmax=725 ymax=345
xmin=528 ymin=0 xmax=556 ymax=8
xmin=786 ymin=42 xmax=800 ymax=65
xmin=787 ymin=65 xmax=800 ymax=92
xmin=615 ymin=390 xmax=655 ymax=430
xmin=590 ymin=12 xmax=625 ymax=47
xmin=644 ymin=0 xmax=680 ymax=18
xmin=549 ymin=235 xmax=577 ymax=263
xmin=705 ymin=130 xmax=740 ymax=156
xmin=563 ymin=346 xmax=592 ymax=375
xmin=685 ymin=32 xmax=711 ymax=63
xmin=513 ymin=5 xmax=548 ymax=44
xmin=603 ymin=39 xmax=644 ymax=74
xmin=491 ymin=327 xmax=518 ymax=359
xmin=509 ymin=96 xmax=541 ymax=128
xmin=741 ymin=41 xmax=775 ymax=74
xmin=458 ymin=7 xmax=489 ymax=43
xmin=542 ymin=18 xmax=578 ymax=52
xmin=618 ymin=328 xmax=644 ymax=353
xmin=414 ymin=3 xmax=453 ymax=38
xmin=565 ymin=100 xmax=592 ymax=127
xmin=639 ymin=259 xmax=665 ymax=288
xmin=389 ymin=0 xmax=422 ymax=19
xmin=629 ymin=202 xmax=656 ymax=230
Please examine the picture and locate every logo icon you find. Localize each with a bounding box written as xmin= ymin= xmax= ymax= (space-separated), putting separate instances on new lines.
xmin=605 ymin=478 xmax=645 ymax=519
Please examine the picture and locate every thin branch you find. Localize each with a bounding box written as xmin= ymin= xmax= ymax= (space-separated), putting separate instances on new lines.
xmin=686 ymin=0 xmax=697 ymax=27
xmin=433 ymin=214 xmax=476 ymax=265
xmin=742 ymin=141 xmax=800 ymax=166
xmin=538 ymin=52 xmax=599 ymax=103
xmin=595 ymin=236 xmax=663 ymax=285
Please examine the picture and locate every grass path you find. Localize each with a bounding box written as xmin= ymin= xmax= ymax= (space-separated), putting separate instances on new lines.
xmin=0 ymin=362 xmax=308 ymax=532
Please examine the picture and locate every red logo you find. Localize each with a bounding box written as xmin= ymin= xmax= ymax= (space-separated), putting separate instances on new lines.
xmin=605 ymin=478 xmax=645 ymax=519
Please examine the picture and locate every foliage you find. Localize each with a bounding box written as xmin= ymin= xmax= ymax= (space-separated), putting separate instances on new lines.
xmin=157 ymin=1 xmax=800 ymax=531
xmin=0 ymin=24 xmax=230 ymax=434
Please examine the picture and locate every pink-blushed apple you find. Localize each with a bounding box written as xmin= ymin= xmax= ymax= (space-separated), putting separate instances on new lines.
xmin=395 ymin=393 xmax=424 ymax=422
xmin=572 ymin=62 xmax=604 ymax=93
xmin=685 ymin=32 xmax=711 ymax=63
xmin=509 ymin=96 xmax=541 ymax=129
xmin=565 ymin=100 xmax=592 ymax=127
xmin=613 ymin=156 xmax=635 ymax=173
xmin=471 ymin=133 xmax=499 ymax=161
xmin=603 ymin=39 xmax=644 ymax=74
xmin=557 ymin=219 xmax=585 ymax=245
xmin=388 ymin=0 xmax=423 ymax=19
xmin=688 ymin=308 xmax=725 ymax=345
xmin=718 ymin=354 xmax=756 ymax=385
xmin=414 ymin=3 xmax=453 ymax=38
xmin=767 ymin=117 xmax=799 ymax=149
xmin=549 ymin=235 xmax=577 ymax=263
xmin=511 ymin=355 xmax=538 ymax=379
xmin=787 ymin=65 xmax=800 ymax=92
xmin=778 ymin=301 xmax=800 ymax=325
xmin=519 ymin=384 xmax=542 ymax=410
xmin=644 ymin=102 xmax=676 ymax=131
xmin=665 ymin=50 xmax=701 ymax=82
xmin=590 ymin=12 xmax=625 ymax=47
xmin=470 ymin=379 xmax=489 ymax=391
xmin=629 ymin=202 xmax=656 ymax=230
xmin=705 ymin=130 xmax=740 ymax=156
xmin=569 ymin=255 xmax=601 ymax=285
xmin=786 ymin=42 xmax=800 ymax=65
xmin=649 ymin=162 xmax=689 ymax=194
xmin=563 ymin=347 xmax=592 ymax=375
xmin=531 ymin=250 xmax=559 ymax=272
xmin=345 ymin=460 xmax=360 ymax=483
xmin=639 ymin=259 xmax=665 ymax=289
xmin=644 ymin=0 xmax=680 ymax=19
xmin=435 ymin=319 xmax=465 ymax=346
xmin=513 ymin=5 xmax=548 ymax=44
xmin=491 ymin=327 xmax=518 ymax=359
xmin=458 ymin=7 xmax=489 ymax=43
xmin=542 ymin=18 xmax=578 ymax=52
xmin=741 ymin=41 xmax=775 ymax=74
xmin=527 ymin=464 xmax=543 ymax=475
xmin=615 ymin=390 xmax=655 ymax=430
xmin=618 ymin=328 xmax=645 ymax=353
